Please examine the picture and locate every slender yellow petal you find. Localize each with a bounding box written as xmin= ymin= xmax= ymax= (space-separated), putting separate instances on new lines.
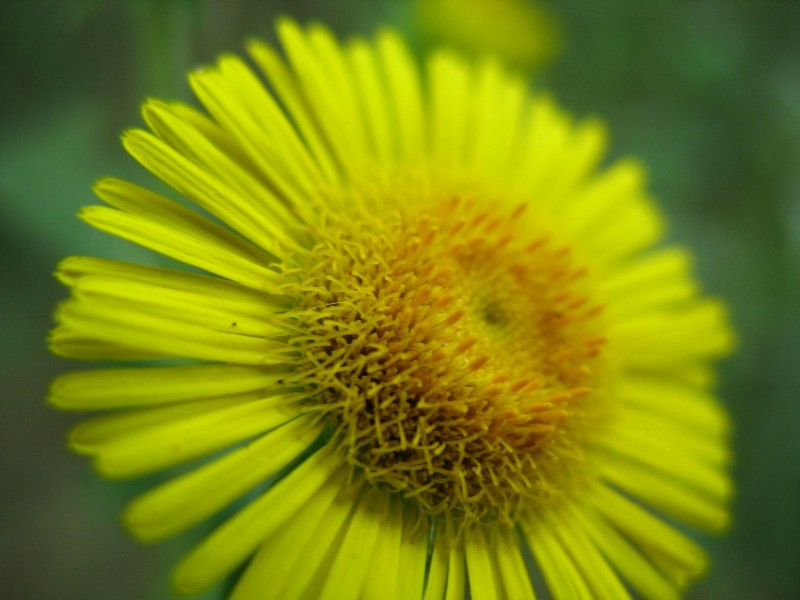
xmin=49 ymin=363 xmax=289 ymax=411
xmin=48 ymin=327 xmax=165 ymax=360
xmin=465 ymin=58 xmax=526 ymax=181
xmin=277 ymin=19 xmax=360 ymax=177
xmin=611 ymin=407 xmax=730 ymax=466
xmin=80 ymin=203 xmax=278 ymax=292
xmin=547 ymin=504 xmax=631 ymax=599
xmin=277 ymin=483 xmax=363 ymax=600
xmin=142 ymin=99 xmax=307 ymax=236
xmin=348 ymin=39 xmax=399 ymax=168
xmin=601 ymin=247 xmax=697 ymax=315
xmin=185 ymin=62 xmax=324 ymax=223
xmin=247 ymin=37 xmax=341 ymax=184
xmin=360 ymin=495 xmax=405 ymax=599
xmin=377 ymin=28 xmax=425 ymax=162
xmin=495 ymin=526 xmax=536 ymax=600
xmin=318 ymin=487 xmax=386 ymax=600
xmin=423 ymin=529 xmax=449 ymax=600
xmin=512 ymin=95 xmax=569 ymax=201
xmin=172 ymin=443 xmax=343 ymax=594
xmin=124 ymin=414 xmax=321 ymax=541
xmin=522 ymin=515 xmax=593 ymax=600
xmin=167 ymin=101 xmax=265 ymax=180
xmin=122 ymin=129 xmax=295 ymax=257
xmin=444 ymin=547 xmax=466 ymax=600
xmin=599 ymin=459 xmax=730 ymax=531
xmin=55 ymin=297 xmax=291 ymax=365
xmin=90 ymin=395 xmax=300 ymax=478
xmin=307 ymin=25 xmax=372 ymax=168
xmin=93 ymin=177 xmax=273 ymax=265
xmin=569 ymin=502 xmax=680 ymax=600
xmin=618 ymin=375 xmax=731 ymax=434
xmin=70 ymin=276 xmax=286 ymax=339
xmin=395 ymin=508 xmax=429 ymax=599
xmin=211 ymin=53 xmax=324 ymax=187
xmin=590 ymin=484 xmax=708 ymax=586
xmin=613 ymin=299 xmax=734 ymax=365
xmin=427 ymin=50 xmax=470 ymax=167
xmin=68 ymin=395 xmax=257 ymax=454
xmin=563 ymin=159 xmax=664 ymax=266
xmin=228 ymin=463 xmax=352 ymax=600
xmin=542 ymin=117 xmax=608 ymax=205
xmin=57 ymin=255 xmax=289 ymax=309
xmin=465 ymin=527 xmax=504 ymax=600
xmin=601 ymin=420 xmax=732 ymax=498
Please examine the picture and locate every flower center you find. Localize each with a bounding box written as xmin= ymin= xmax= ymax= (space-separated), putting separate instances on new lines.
xmin=284 ymin=194 xmax=611 ymax=527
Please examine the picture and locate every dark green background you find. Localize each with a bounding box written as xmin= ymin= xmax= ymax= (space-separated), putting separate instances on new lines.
xmin=2 ymin=1 xmax=798 ymax=598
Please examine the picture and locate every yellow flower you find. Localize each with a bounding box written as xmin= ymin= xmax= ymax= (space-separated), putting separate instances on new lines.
xmin=49 ymin=19 xmax=734 ymax=600
xmin=416 ymin=0 xmax=562 ymax=70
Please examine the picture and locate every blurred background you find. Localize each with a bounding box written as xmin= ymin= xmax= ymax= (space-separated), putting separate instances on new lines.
xmin=1 ymin=1 xmax=799 ymax=598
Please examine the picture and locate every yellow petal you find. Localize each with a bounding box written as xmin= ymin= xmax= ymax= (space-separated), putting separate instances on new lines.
xmin=599 ymin=459 xmax=730 ymax=531
xmin=377 ymin=28 xmax=425 ymax=162
xmin=122 ymin=129 xmax=294 ymax=257
xmin=464 ymin=526 xmax=504 ymax=600
xmin=227 ymin=461 xmax=352 ymax=600
xmin=55 ymin=297 xmax=292 ymax=365
xmin=494 ymin=526 xmax=536 ymax=600
xmin=86 ymin=395 xmax=300 ymax=478
xmin=49 ymin=363 xmax=289 ymax=411
xmin=427 ymin=50 xmax=470 ymax=167
xmin=521 ymin=514 xmax=593 ymax=600
xmin=173 ymin=443 xmax=344 ymax=594
xmin=547 ymin=504 xmax=631 ymax=599
xmin=318 ymin=487 xmax=387 ymax=600
xmin=567 ymin=501 xmax=679 ymax=600
xmin=590 ymin=483 xmax=708 ymax=586
xmin=124 ymin=414 xmax=321 ymax=541
xmin=142 ymin=99 xmax=306 ymax=236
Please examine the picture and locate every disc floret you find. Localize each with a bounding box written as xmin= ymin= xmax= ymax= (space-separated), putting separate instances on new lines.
xmin=283 ymin=195 xmax=611 ymax=528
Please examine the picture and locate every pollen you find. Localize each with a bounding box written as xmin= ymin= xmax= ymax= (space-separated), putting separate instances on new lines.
xmin=283 ymin=194 xmax=612 ymax=529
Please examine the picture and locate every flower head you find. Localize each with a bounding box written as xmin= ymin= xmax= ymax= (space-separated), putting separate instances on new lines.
xmin=50 ymin=19 xmax=734 ymax=600
xmin=417 ymin=0 xmax=562 ymax=70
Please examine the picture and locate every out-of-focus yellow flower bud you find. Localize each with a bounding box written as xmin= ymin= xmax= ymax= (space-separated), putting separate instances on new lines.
xmin=417 ymin=0 xmax=562 ymax=70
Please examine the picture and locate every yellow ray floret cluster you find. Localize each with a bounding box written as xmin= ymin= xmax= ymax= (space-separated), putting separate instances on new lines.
xmin=49 ymin=18 xmax=734 ymax=600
